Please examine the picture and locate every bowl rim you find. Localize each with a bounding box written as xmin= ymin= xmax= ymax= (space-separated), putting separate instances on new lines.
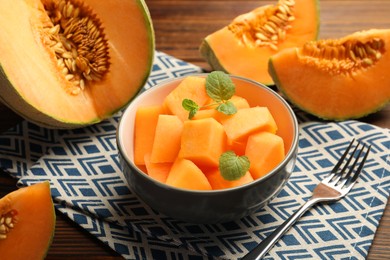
xmin=117 ymin=73 xmax=299 ymax=194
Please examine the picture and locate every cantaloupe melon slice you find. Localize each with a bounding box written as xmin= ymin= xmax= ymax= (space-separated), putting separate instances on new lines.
xmin=0 ymin=0 xmax=154 ymax=128
xmin=0 ymin=182 xmax=55 ymax=259
xmin=269 ymin=29 xmax=390 ymax=120
xmin=200 ymin=0 xmax=319 ymax=85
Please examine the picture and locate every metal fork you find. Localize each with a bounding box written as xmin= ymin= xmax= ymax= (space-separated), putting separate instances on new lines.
xmin=242 ymin=139 xmax=371 ymax=260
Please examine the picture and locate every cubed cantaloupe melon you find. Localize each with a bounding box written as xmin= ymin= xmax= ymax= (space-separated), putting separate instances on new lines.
xmin=134 ymin=106 xmax=163 ymax=165
xmin=150 ymin=114 xmax=183 ymax=163
xmin=193 ymin=95 xmax=251 ymax=123
xmin=223 ymin=106 xmax=277 ymax=142
xmin=206 ymin=169 xmax=253 ymax=190
xmin=245 ymin=131 xmax=285 ymax=179
xmin=165 ymin=158 xmax=212 ymax=190
xmin=179 ymin=118 xmax=226 ymax=168
xmin=163 ymin=76 xmax=210 ymax=121
xmin=133 ymin=75 xmax=286 ymax=190
xmin=144 ymin=153 xmax=171 ymax=183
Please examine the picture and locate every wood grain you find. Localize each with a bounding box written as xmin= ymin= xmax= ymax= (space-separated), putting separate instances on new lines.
xmin=0 ymin=1 xmax=389 ymax=259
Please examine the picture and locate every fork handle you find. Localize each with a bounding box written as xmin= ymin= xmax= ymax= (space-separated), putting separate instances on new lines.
xmin=242 ymin=198 xmax=320 ymax=260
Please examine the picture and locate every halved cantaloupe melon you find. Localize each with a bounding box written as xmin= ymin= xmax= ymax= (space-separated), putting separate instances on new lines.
xmin=0 ymin=181 xmax=55 ymax=259
xmin=0 ymin=0 xmax=154 ymax=128
xmin=200 ymin=0 xmax=319 ymax=85
xmin=269 ymin=29 xmax=390 ymax=120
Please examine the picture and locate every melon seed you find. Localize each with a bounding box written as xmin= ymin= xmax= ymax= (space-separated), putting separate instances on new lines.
xmin=41 ymin=0 xmax=110 ymax=95
xmin=301 ymin=38 xmax=385 ymax=75
xmin=0 ymin=212 xmax=16 ymax=240
xmin=228 ymin=0 xmax=296 ymax=51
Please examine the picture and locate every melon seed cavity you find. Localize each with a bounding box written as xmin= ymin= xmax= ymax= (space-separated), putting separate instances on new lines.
xmin=41 ymin=0 xmax=110 ymax=95
xmin=300 ymin=38 xmax=385 ymax=75
xmin=0 ymin=210 xmax=17 ymax=240
xmin=228 ymin=0 xmax=296 ymax=50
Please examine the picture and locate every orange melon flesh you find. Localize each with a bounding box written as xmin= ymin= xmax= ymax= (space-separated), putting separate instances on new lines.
xmin=0 ymin=0 xmax=154 ymax=128
xmin=144 ymin=153 xmax=171 ymax=183
xmin=206 ymin=169 xmax=253 ymax=190
xmin=194 ymin=95 xmax=251 ymax=122
xmin=166 ymin=159 xmax=212 ymax=190
xmin=223 ymin=106 xmax=277 ymax=142
xmin=200 ymin=0 xmax=319 ymax=85
xmin=0 ymin=181 xmax=55 ymax=259
xmin=269 ymin=29 xmax=390 ymax=120
xmin=134 ymin=106 xmax=162 ymax=165
xmin=179 ymin=118 xmax=226 ymax=168
xmin=163 ymin=76 xmax=210 ymax=121
xmin=150 ymin=115 xmax=183 ymax=163
xmin=245 ymin=132 xmax=285 ymax=179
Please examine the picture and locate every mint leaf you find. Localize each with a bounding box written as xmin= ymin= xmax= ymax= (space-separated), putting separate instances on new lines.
xmin=206 ymin=71 xmax=235 ymax=102
xmin=182 ymin=72 xmax=238 ymax=119
xmin=182 ymin=99 xmax=199 ymax=119
xmin=216 ymin=101 xmax=237 ymax=115
xmin=219 ymin=151 xmax=250 ymax=181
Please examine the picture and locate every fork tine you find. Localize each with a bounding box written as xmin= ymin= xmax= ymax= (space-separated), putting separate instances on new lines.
xmin=327 ymin=139 xmax=356 ymax=184
xmin=339 ymin=143 xmax=371 ymax=188
xmin=349 ymin=144 xmax=371 ymax=184
xmin=342 ymin=142 xmax=364 ymax=179
xmin=330 ymin=139 xmax=355 ymax=174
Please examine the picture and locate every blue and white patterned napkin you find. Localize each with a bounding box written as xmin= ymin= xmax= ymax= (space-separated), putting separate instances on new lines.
xmin=0 ymin=51 xmax=389 ymax=260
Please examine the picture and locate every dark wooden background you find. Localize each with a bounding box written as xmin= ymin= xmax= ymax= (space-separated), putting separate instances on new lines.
xmin=0 ymin=0 xmax=389 ymax=259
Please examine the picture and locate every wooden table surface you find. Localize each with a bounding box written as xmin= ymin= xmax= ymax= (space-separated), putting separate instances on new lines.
xmin=0 ymin=0 xmax=389 ymax=259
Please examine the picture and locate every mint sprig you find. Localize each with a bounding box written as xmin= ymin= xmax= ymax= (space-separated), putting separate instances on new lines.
xmin=182 ymin=71 xmax=237 ymax=119
xmin=219 ymin=151 xmax=250 ymax=181
xmin=216 ymin=100 xmax=237 ymax=115
xmin=182 ymin=99 xmax=199 ymax=119
xmin=206 ymin=71 xmax=236 ymax=102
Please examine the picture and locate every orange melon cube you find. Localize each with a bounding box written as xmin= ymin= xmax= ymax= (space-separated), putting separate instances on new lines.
xmin=203 ymin=95 xmax=250 ymax=109
xmin=192 ymin=108 xmax=219 ymax=121
xmin=165 ymin=159 xmax=212 ymax=190
xmin=223 ymin=106 xmax=277 ymax=142
xmin=136 ymin=164 xmax=148 ymax=175
xmin=206 ymin=169 xmax=253 ymax=190
xmin=194 ymin=95 xmax=251 ymax=123
xmin=245 ymin=132 xmax=285 ymax=179
xmin=163 ymin=76 xmax=210 ymax=121
xmin=179 ymin=118 xmax=226 ymax=168
xmin=150 ymin=115 xmax=183 ymax=163
xmin=227 ymin=140 xmax=247 ymax=156
xmin=134 ymin=106 xmax=163 ymax=165
xmin=227 ymin=95 xmax=250 ymax=110
xmin=144 ymin=154 xmax=171 ymax=183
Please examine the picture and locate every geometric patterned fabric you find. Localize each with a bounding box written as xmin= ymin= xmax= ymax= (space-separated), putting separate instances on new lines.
xmin=0 ymin=51 xmax=389 ymax=259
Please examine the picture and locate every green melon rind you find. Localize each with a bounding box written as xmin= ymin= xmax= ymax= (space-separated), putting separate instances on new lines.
xmin=268 ymin=57 xmax=390 ymax=121
xmin=199 ymin=38 xmax=276 ymax=86
xmin=199 ymin=39 xmax=228 ymax=74
xmin=0 ymin=0 xmax=155 ymax=129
